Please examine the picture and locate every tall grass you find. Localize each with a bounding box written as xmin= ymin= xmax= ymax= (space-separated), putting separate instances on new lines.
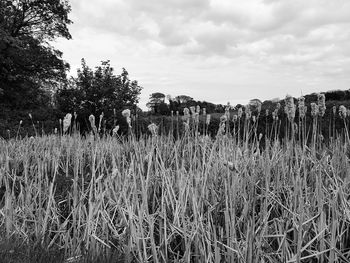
xmin=0 ymin=102 xmax=350 ymax=263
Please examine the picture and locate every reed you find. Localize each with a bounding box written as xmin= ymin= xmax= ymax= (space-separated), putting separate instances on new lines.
xmin=0 ymin=105 xmax=350 ymax=263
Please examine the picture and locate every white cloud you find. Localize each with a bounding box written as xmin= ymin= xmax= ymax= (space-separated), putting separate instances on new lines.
xmin=54 ymin=0 xmax=350 ymax=109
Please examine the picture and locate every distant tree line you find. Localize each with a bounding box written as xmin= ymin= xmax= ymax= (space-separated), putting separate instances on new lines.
xmin=146 ymin=92 xmax=226 ymax=115
xmin=139 ymin=93 xmax=350 ymax=144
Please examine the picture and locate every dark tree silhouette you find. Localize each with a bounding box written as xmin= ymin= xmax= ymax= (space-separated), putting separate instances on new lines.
xmin=56 ymin=59 xmax=143 ymax=131
xmin=0 ymin=0 xmax=72 ymax=109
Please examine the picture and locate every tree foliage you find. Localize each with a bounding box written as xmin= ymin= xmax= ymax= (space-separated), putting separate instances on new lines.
xmin=147 ymin=92 xmax=168 ymax=114
xmin=0 ymin=0 xmax=72 ymax=109
xmin=56 ymin=59 xmax=143 ymax=130
xmin=175 ymin=95 xmax=193 ymax=104
xmin=147 ymin=93 xmax=224 ymax=115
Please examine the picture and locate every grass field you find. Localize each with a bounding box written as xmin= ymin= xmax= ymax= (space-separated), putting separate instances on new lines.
xmin=1 ymin=104 xmax=350 ymax=262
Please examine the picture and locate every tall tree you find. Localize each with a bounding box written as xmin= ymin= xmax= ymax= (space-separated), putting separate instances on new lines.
xmin=146 ymin=92 xmax=168 ymax=114
xmin=0 ymin=0 xmax=72 ymax=109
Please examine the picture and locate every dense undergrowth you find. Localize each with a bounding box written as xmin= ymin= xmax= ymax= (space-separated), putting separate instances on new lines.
xmin=1 ymin=99 xmax=350 ymax=263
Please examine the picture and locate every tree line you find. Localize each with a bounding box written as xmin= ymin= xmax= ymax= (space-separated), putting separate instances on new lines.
xmin=146 ymin=93 xmax=227 ymax=115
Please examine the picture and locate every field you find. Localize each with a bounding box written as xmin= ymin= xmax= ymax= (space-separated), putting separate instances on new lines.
xmin=1 ymin=106 xmax=350 ymax=263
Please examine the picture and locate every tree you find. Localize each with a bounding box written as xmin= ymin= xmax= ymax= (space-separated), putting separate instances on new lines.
xmin=175 ymin=95 xmax=193 ymax=104
xmin=168 ymin=95 xmax=180 ymax=113
xmin=56 ymin=59 xmax=143 ymax=130
xmin=199 ymin=101 xmax=216 ymax=113
xmin=249 ymin=98 xmax=262 ymax=112
xmin=150 ymin=92 xmax=166 ymax=103
xmin=0 ymin=0 xmax=72 ymax=109
xmin=146 ymin=92 xmax=168 ymax=114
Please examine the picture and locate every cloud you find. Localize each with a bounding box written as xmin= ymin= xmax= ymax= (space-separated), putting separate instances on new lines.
xmin=68 ymin=0 xmax=350 ymax=63
xmin=129 ymin=0 xmax=210 ymax=12
xmin=54 ymin=0 xmax=350 ymax=109
xmin=157 ymin=18 xmax=189 ymax=46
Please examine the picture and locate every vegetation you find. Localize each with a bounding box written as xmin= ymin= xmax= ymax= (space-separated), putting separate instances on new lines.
xmin=55 ymin=59 xmax=143 ymax=133
xmin=0 ymin=0 xmax=72 ymax=109
xmin=0 ymin=1 xmax=143 ymax=137
xmin=1 ymin=101 xmax=350 ymax=262
xmin=146 ymin=94 xmax=226 ymax=116
xmin=1 ymin=2 xmax=350 ymax=263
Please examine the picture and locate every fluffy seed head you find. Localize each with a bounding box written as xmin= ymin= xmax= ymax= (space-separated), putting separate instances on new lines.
xmin=98 ymin=112 xmax=104 ymax=131
xmin=317 ymin=93 xmax=326 ymax=117
xmin=272 ymin=109 xmax=278 ymax=121
xmin=339 ymin=105 xmax=347 ymax=118
xmin=147 ymin=123 xmax=158 ymax=136
xmin=89 ymin=114 xmax=97 ymax=134
xmin=194 ymin=112 xmax=199 ymax=123
xmin=183 ymin=108 xmax=190 ymax=116
xmin=89 ymin=114 xmax=95 ymax=127
xmin=206 ymin=114 xmax=211 ymax=125
xmin=238 ymin=108 xmax=243 ymax=118
xmin=217 ymin=122 xmax=225 ymax=135
xmin=183 ymin=108 xmax=190 ymax=122
xmin=63 ymin=113 xmax=72 ymax=133
xmin=126 ymin=117 xmax=131 ymax=127
xmin=245 ymin=105 xmax=251 ymax=120
xmin=311 ymin=103 xmax=319 ymax=117
xmin=298 ymin=96 xmax=306 ymax=119
xmin=122 ymin=109 xmax=131 ymax=118
xmin=190 ymin=106 xmax=196 ymax=115
xmin=284 ymin=95 xmax=295 ymax=121
xmin=112 ymin=125 xmax=119 ymax=135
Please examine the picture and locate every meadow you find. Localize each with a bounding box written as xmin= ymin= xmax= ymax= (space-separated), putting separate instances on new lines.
xmin=1 ymin=98 xmax=350 ymax=263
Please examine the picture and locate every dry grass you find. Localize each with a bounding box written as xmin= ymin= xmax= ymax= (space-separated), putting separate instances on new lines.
xmin=1 ymin=108 xmax=350 ymax=262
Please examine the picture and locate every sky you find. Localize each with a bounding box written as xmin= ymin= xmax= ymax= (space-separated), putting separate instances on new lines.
xmin=54 ymin=0 xmax=350 ymax=110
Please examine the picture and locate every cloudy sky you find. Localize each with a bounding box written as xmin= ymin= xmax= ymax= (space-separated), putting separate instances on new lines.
xmin=54 ymin=0 xmax=350 ymax=109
